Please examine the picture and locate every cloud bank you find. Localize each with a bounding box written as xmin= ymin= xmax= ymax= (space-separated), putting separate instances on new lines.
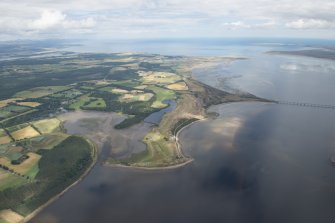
xmin=0 ymin=0 xmax=334 ymax=39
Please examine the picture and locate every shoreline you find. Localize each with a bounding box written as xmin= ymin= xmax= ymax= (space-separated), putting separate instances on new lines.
xmin=20 ymin=137 xmax=98 ymax=223
xmin=105 ymin=117 xmax=205 ymax=171
xmin=106 ymin=158 xmax=194 ymax=171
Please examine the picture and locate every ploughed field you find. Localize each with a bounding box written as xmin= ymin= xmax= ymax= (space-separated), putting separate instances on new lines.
xmin=0 ymin=51 xmax=263 ymax=222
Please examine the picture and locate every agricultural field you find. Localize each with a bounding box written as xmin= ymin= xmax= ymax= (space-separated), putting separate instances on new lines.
xmin=0 ymin=152 xmax=41 ymax=177
xmin=0 ymin=130 xmax=11 ymax=145
xmin=166 ymin=81 xmax=189 ymax=91
xmin=10 ymin=126 xmax=40 ymax=141
xmin=0 ymin=209 xmax=24 ymax=223
xmin=120 ymin=92 xmax=154 ymax=102
xmin=0 ymin=99 xmax=22 ymax=109
xmin=110 ymin=80 xmax=140 ymax=88
xmin=32 ymin=118 xmax=61 ymax=134
xmin=0 ymin=105 xmax=31 ymax=120
xmin=82 ymin=97 xmax=106 ymax=109
xmin=0 ymin=169 xmax=27 ymax=191
xmin=50 ymin=89 xmax=83 ymax=99
xmin=139 ymin=71 xmax=181 ymax=85
xmin=0 ymin=50 xmax=259 ymax=219
xmin=146 ymin=86 xmax=176 ymax=108
xmin=69 ymin=94 xmax=91 ymax=110
xmin=100 ymin=86 xmax=129 ymax=94
xmin=15 ymin=102 xmax=41 ymax=108
xmin=20 ymin=133 xmax=69 ymax=151
xmin=14 ymin=86 xmax=71 ymax=99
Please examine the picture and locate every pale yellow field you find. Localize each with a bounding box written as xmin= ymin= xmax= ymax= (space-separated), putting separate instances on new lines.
xmin=139 ymin=71 xmax=181 ymax=85
xmin=15 ymin=86 xmax=70 ymax=99
xmin=0 ymin=136 xmax=11 ymax=145
xmin=0 ymin=152 xmax=41 ymax=175
xmin=0 ymin=170 xmax=8 ymax=181
xmin=15 ymin=102 xmax=41 ymax=107
xmin=32 ymin=118 xmax=61 ymax=134
xmin=0 ymin=209 xmax=24 ymax=223
xmin=104 ymin=57 xmax=136 ymax=63
xmin=11 ymin=126 xmax=40 ymax=140
xmin=134 ymin=85 xmax=148 ymax=90
xmin=111 ymin=88 xmax=129 ymax=94
xmin=0 ymin=98 xmax=22 ymax=108
xmin=166 ymin=82 xmax=189 ymax=91
xmin=120 ymin=93 xmax=154 ymax=102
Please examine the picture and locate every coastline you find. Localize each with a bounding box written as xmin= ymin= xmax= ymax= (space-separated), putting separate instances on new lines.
xmin=105 ymin=117 xmax=205 ymax=171
xmin=20 ymin=137 xmax=98 ymax=223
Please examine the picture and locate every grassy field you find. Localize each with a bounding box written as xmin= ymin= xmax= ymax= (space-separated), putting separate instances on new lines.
xmin=0 ymin=152 xmax=41 ymax=177
xmin=0 ymin=105 xmax=31 ymax=120
xmin=0 ymin=136 xmax=95 ymax=216
xmin=139 ymin=71 xmax=181 ymax=85
xmin=0 ymin=170 xmax=27 ymax=192
xmin=10 ymin=126 xmax=40 ymax=141
xmin=0 ymin=209 xmax=24 ymax=223
xmin=14 ymin=86 xmax=71 ymax=99
xmin=0 ymin=99 xmax=22 ymax=109
xmin=82 ymin=97 xmax=106 ymax=109
xmin=0 ymin=137 xmax=11 ymax=145
xmin=69 ymin=94 xmax=90 ymax=110
xmin=109 ymin=130 xmax=187 ymax=167
xmin=15 ymin=102 xmax=41 ymax=108
xmin=120 ymin=92 xmax=154 ymax=102
xmin=100 ymin=87 xmax=129 ymax=94
xmin=51 ymin=89 xmax=83 ymax=99
xmin=0 ymin=130 xmax=11 ymax=145
xmin=32 ymin=118 xmax=61 ymax=134
xmin=21 ymin=133 xmax=69 ymax=151
xmin=146 ymin=86 xmax=176 ymax=108
xmin=166 ymin=81 xmax=188 ymax=91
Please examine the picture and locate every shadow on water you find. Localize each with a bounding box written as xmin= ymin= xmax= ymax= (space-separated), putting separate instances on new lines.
xmin=31 ymin=44 xmax=335 ymax=223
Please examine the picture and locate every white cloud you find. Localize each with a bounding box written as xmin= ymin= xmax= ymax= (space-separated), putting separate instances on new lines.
xmin=0 ymin=0 xmax=334 ymax=39
xmin=285 ymin=19 xmax=335 ymax=29
xmin=29 ymin=10 xmax=66 ymax=30
xmin=222 ymin=21 xmax=250 ymax=30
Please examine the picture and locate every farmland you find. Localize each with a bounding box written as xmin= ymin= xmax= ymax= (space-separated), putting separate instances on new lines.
xmin=14 ymin=86 xmax=71 ymax=99
xmin=32 ymin=118 xmax=61 ymax=134
xmin=0 ymin=50 xmax=264 ymax=221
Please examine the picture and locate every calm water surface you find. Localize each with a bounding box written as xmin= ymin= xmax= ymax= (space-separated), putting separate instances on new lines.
xmin=31 ymin=41 xmax=335 ymax=223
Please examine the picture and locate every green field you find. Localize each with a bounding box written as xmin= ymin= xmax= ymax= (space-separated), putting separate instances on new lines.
xmin=50 ymin=89 xmax=83 ymax=99
xmin=0 ymin=50 xmax=256 ymax=218
xmin=110 ymin=80 xmax=140 ymax=88
xmin=0 ymin=105 xmax=31 ymax=120
xmin=20 ymin=133 xmax=69 ymax=151
xmin=0 ymin=136 xmax=95 ymax=216
xmin=68 ymin=95 xmax=90 ymax=110
xmin=146 ymin=86 xmax=176 ymax=108
xmin=15 ymin=86 xmax=71 ymax=99
xmin=32 ymin=118 xmax=61 ymax=134
xmin=82 ymin=98 xmax=106 ymax=109
xmin=0 ymin=170 xmax=28 ymax=191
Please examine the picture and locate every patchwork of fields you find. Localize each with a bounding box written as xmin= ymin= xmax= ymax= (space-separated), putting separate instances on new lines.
xmin=0 ymin=51 xmax=254 ymax=222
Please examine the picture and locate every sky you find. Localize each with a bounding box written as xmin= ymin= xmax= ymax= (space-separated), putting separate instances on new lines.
xmin=0 ymin=0 xmax=335 ymax=40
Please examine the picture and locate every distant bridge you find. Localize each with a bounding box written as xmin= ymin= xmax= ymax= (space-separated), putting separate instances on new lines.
xmin=274 ymin=101 xmax=335 ymax=110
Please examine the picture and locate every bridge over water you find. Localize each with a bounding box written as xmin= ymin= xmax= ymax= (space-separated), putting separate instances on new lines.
xmin=274 ymin=101 xmax=335 ymax=110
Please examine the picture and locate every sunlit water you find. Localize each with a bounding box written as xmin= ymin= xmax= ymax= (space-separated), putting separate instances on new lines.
xmin=31 ymin=40 xmax=335 ymax=223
